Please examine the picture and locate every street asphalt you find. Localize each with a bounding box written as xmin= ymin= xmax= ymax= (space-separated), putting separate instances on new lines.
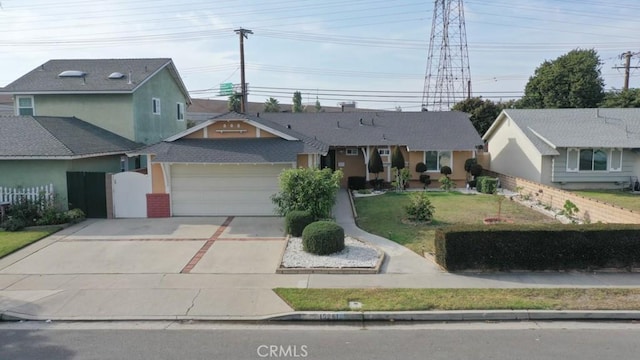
xmin=1 ymin=189 xmax=639 ymax=322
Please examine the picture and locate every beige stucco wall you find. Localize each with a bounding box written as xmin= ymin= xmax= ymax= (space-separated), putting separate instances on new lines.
xmin=297 ymin=154 xmax=309 ymax=168
xmin=151 ymin=163 xmax=165 ymax=193
xmin=185 ymin=121 xmax=278 ymax=139
xmin=486 ymin=115 xmax=543 ymax=183
xmin=336 ymin=147 xmax=367 ymax=187
xmin=34 ymin=94 xmax=134 ymax=141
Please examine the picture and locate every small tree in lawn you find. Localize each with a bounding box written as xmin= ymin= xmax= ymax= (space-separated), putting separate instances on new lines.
xmin=368 ymin=147 xmax=384 ymax=189
xmin=271 ymin=167 xmax=343 ymax=219
xmin=391 ymin=146 xmax=407 ymax=191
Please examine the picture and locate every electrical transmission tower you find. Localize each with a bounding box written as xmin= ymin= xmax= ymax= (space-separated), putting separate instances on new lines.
xmin=422 ymin=0 xmax=471 ymax=111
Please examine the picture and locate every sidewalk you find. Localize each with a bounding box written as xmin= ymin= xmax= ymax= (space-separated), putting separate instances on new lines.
xmin=1 ymin=189 xmax=640 ymax=322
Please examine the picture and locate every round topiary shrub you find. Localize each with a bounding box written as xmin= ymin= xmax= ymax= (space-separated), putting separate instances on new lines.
xmin=285 ymin=210 xmax=315 ymax=237
xmin=440 ymin=165 xmax=452 ymax=176
xmin=302 ymin=221 xmax=345 ymax=255
xmin=415 ymin=162 xmax=427 ymax=173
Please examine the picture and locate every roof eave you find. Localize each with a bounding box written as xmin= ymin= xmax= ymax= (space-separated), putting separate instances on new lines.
xmin=0 ymin=150 xmax=131 ymax=160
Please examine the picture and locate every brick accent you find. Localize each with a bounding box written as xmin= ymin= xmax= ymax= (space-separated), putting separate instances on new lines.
xmin=180 ymin=216 xmax=234 ymax=273
xmin=146 ymin=193 xmax=170 ymax=218
xmin=486 ymin=170 xmax=640 ymax=224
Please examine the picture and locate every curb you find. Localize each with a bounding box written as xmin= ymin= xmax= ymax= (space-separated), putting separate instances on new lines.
xmin=5 ymin=310 xmax=640 ymax=323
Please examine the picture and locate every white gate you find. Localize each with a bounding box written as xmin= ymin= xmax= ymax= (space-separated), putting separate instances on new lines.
xmin=112 ymin=172 xmax=150 ymax=218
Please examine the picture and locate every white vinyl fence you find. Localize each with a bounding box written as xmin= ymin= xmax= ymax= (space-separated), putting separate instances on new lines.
xmin=0 ymin=184 xmax=54 ymax=206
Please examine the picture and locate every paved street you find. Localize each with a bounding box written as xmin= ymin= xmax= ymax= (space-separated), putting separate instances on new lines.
xmin=1 ymin=322 xmax=640 ymax=360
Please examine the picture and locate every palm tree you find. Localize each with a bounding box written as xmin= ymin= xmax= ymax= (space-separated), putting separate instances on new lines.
xmin=264 ymin=97 xmax=280 ymax=112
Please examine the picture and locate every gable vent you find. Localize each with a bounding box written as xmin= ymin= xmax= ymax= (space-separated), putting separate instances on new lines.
xmin=58 ymin=70 xmax=86 ymax=78
xmin=108 ymin=72 xmax=125 ymax=79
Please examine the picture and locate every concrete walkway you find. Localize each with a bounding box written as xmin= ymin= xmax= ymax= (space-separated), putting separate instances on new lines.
xmin=1 ymin=189 xmax=640 ymax=321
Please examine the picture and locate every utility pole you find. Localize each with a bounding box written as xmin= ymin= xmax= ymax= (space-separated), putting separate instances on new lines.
xmin=613 ymin=51 xmax=640 ymax=90
xmin=234 ymin=28 xmax=253 ymax=113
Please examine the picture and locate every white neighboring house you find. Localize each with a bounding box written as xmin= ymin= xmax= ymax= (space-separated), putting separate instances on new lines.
xmin=483 ymin=108 xmax=640 ymax=190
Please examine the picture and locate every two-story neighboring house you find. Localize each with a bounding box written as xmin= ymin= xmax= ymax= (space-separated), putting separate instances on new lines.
xmin=0 ymin=58 xmax=191 ymax=217
xmin=2 ymin=58 xmax=191 ymax=144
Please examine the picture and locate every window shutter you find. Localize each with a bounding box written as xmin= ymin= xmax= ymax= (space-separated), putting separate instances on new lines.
xmin=610 ymin=149 xmax=622 ymax=172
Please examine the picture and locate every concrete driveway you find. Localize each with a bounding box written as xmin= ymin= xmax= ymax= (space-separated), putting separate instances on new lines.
xmin=0 ymin=217 xmax=287 ymax=275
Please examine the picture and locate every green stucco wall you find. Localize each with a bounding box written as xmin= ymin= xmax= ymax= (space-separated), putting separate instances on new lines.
xmin=34 ymin=94 xmax=135 ymax=141
xmin=132 ymin=68 xmax=188 ymax=144
xmin=0 ymin=156 xmax=123 ymax=210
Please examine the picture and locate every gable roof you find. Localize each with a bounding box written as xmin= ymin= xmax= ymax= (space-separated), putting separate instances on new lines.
xmin=257 ymin=111 xmax=483 ymax=151
xmin=484 ymin=109 xmax=640 ymax=154
xmin=0 ymin=116 xmax=142 ymax=159
xmin=140 ymin=138 xmax=305 ymax=164
xmin=1 ymin=58 xmax=191 ymax=102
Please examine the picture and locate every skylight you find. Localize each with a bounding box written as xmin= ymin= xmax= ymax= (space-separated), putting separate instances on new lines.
xmin=58 ymin=70 xmax=86 ymax=78
xmin=108 ymin=72 xmax=125 ymax=79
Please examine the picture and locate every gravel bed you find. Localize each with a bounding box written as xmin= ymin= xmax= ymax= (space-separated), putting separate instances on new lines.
xmin=281 ymin=236 xmax=382 ymax=268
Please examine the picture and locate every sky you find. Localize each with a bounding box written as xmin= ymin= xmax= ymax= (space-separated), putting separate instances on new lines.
xmin=1 ymin=0 xmax=639 ymax=111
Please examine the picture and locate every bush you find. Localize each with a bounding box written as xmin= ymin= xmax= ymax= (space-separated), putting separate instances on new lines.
xmin=348 ymin=176 xmax=366 ymax=190
xmin=434 ymin=224 xmax=640 ymax=271
xmin=470 ymin=163 xmax=484 ymax=177
xmin=419 ymin=174 xmax=431 ymax=187
xmin=271 ymin=167 xmax=343 ymax=219
xmin=65 ymin=208 xmax=86 ymax=224
xmin=440 ymin=166 xmax=452 ymax=176
xmin=476 ymin=176 xmax=497 ymax=194
xmin=405 ymin=191 xmax=435 ymax=222
xmin=302 ymin=221 xmax=345 ymax=255
xmin=36 ymin=206 xmax=69 ymax=226
xmin=415 ymin=162 xmax=427 ymax=173
xmin=439 ymin=176 xmax=454 ymax=191
xmin=285 ymin=210 xmax=315 ymax=237
xmin=1 ymin=217 xmax=27 ymax=232
xmin=464 ymin=158 xmax=477 ymax=173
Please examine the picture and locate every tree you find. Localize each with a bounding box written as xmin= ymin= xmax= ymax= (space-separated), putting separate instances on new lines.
xmin=368 ymin=147 xmax=384 ymax=189
xmin=314 ymin=98 xmax=322 ymax=112
xmin=600 ymin=89 xmax=640 ymax=108
xmin=228 ymin=94 xmax=241 ymax=112
xmin=520 ymin=49 xmax=604 ymax=108
xmin=271 ymin=167 xmax=343 ymax=219
xmin=264 ymin=97 xmax=280 ymax=112
xmin=452 ymin=97 xmax=502 ymax=136
xmin=391 ymin=146 xmax=408 ymax=191
xmin=391 ymin=146 xmax=405 ymax=170
xmin=293 ymin=91 xmax=303 ymax=112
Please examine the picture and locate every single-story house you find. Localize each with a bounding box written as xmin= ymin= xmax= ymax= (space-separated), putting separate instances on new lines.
xmin=135 ymin=111 xmax=483 ymax=217
xmin=0 ymin=116 xmax=142 ymax=217
xmin=483 ymin=108 xmax=640 ymax=189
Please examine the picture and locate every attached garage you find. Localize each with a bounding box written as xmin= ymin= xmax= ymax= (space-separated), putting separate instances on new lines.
xmin=170 ymin=163 xmax=292 ymax=216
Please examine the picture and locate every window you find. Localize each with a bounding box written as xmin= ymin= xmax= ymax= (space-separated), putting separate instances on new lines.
xmin=17 ymin=96 xmax=34 ymax=116
xmin=568 ymin=148 xmax=614 ymax=172
xmin=152 ymin=98 xmax=161 ymax=115
xmin=378 ymin=147 xmax=390 ymax=156
xmin=346 ymin=148 xmax=359 ymax=156
xmin=425 ymin=150 xmax=452 ymax=171
xmin=176 ymin=102 xmax=185 ymax=121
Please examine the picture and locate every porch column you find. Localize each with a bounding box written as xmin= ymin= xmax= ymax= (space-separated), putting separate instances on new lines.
xmin=362 ymin=146 xmax=370 ymax=181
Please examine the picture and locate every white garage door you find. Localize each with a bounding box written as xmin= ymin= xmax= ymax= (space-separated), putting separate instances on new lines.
xmin=170 ymin=164 xmax=291 ymax=216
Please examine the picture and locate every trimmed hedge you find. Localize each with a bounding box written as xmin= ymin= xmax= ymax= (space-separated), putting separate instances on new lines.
xmin=348 ymin=176 xmax=367 ymax=190
xmin=476 ymin=176 xmax=498 ymax=194
xmin=302 ymin=221 xmax=345 ymax=255
xmin=434 ymin=224 xmax=640 ymax=271
xmin=285 ymin=210 xmax=315 ymax=237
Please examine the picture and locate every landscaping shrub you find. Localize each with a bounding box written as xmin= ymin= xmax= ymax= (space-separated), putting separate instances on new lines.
xmin=65 ymin=208 xmax=86 ymax=224
xmin=415 ymin=162 xmax=427 ymax=173
xmin=464 ymin=158 xmax=477 ymax=173
xmin=347 ymin=176 xmax=366 ymax=190
xmin=438 ymin=176 xmax=454 ymax=191
xmin=440 ymin=165 xmax=452 ymax=176
xmin=434 ymin=224 xmax=640 ymax=271
xmin=476 ymin=176 xmax=497 ymax=194
xmin=1 ymin=217 xmax=27 ymax=232
xmin=285 ymin=210 xmax=315 ymax=237
xmin=470 ymin=163 xmax=484 ymax=177
xmin=391 ymin=146 xmax=405 ymax=170
xmin=302 ymin=221 xmax=345 ymax=255
xmin=405 ymin=191 xmax=435 ymax=222
xmin=271 ymin=167 xmax=343 ymax=219
xmin=419 ymin=174 xmax=431 ymax=187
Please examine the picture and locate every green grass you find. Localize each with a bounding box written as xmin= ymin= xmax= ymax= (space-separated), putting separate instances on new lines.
xmin=275 ymin=288 xmax=640 ymax=311
xmin=354 ymin=191 xmax=557 ymax=254
xmin=0 ymin=227 xmax=60 ymax=258
xmin=573 ymin=189 xmax=640 ymax=212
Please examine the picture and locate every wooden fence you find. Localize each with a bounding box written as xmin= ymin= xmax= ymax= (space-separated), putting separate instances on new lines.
xmin=0 ymin=184 xmax=55 ymax=206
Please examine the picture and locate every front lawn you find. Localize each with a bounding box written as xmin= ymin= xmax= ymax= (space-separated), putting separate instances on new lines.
xmin=275 ymin=288 xmax=640 ymax=311
xmin=0 ymin=227 xmax=60 ymax=258
xmin=354 ymin=191 xmax=557 ymax=254
xmin=573 ymin=189 xmax=640 ymax=212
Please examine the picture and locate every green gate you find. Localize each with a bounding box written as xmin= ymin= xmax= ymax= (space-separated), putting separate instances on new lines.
xmin=66 ymin=172 xmax=107 ymax=218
